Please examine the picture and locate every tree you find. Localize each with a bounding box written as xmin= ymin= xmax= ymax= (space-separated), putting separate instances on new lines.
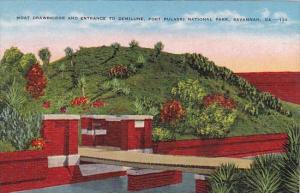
xmin=129 ymin=40 xmax=139 ymax=49
xmin=19 ymin=53 xmax=37 ymax=74
xmin=25 ymin=63 xmax=47 ymax=99
xmin=0 ymin=47 xmax=23 ymax=67
xmin=64 ymin=47 xmax=78 ymax=87
xmin=111 ymin=42 xmax=121 ymax=57
xmin=38 ymin=48 xmax=51 ymax=66
xmin=160 ymin=100 xmax=185 ymax=137
xmin=78 ymin=75 xmax=86 ymax=96
xmin=154 ymin=41 xmax=164 ymax=58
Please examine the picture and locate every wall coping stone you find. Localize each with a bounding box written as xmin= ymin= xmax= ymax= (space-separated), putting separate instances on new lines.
xmin=43 ymin=114 xmax=81 ymax=120
xmin=127 ymin=169 xmax=165 ymax=175
xmin=81 ymin=115 xmax=153 ymax=121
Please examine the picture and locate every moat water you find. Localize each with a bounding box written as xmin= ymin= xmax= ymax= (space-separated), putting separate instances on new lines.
xmin=18 ymin=173 xmax=195 ymax=193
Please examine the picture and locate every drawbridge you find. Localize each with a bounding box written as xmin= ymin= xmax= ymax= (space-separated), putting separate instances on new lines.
xmin=79 ymin=146 xmax=253 ymax=174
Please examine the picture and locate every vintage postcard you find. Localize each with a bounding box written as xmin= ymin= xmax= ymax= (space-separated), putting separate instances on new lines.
xmin=0 ymin=1 xmax=299 ymax=193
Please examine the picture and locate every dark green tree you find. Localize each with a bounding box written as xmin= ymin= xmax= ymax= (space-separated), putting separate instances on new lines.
xmin=129 ymin=40 xmax=139 ymax=49
xmin=0 ymin=47 xmax=23 ymax=67
xmin=38 ymin=48 xmax=51 ymax=66
xmin=64 ymin=47 xmax=78 ymax=87
xmin=111 ymin=42 xmax=121 ymax=57
xmin=19 ymin=53 xmax=37 ymax=74
xmin=154 ymin=41 xmax=164 ymax=58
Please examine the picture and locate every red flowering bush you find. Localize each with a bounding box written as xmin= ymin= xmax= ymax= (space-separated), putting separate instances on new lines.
xmin=109 ymin=65 xmax=129 ymax=78
xmin=203 ymin=94 xmax=236 ymax=109
xmin=30 ymin=138 xmax=45 ymax=150
xmin=160 ymin=100 xmax=185 ymax=124
xmin=71 ymin=96 xmax=88 ymax=106
xmin=26 ymin=63 xmax=47 ymax=99
xmin=42 ymin=101 xmax=51 ymax=109
xmin=92 ymin=100 xmax=105 ymax=108
xmin=60 ymin=106 xmax=67 ymax=113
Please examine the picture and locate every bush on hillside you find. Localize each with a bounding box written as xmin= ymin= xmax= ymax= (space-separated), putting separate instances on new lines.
xmin=185 ymin=53 xmax=291 ymax=116
xmin=203 ymin=94 xmax=236 ymax=109
xmin=102 ymin=78 xmax=130 ymax=96
xmin=26 ymin=63 xmax=47 ymax=99
xmin=109 ymin=65 xmax=129 ymax=78
xmin=160 ymin=100 xmax=185 ymax=124
xmin=187 ymin=104 xmax=237 ymax=138
xmin=171 ymin=79 xmax=206 ymax=107
xmin=0 ymin=140 xmax=16 ymax=152
xmin=134 ymin=97 xmax=159 ymax=116
xmin=152 ymin=127 xmax=174 ymax=142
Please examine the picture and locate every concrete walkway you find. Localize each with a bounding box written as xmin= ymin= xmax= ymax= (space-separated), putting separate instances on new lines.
xmin=79 ymin=146 xmax=253 ymax=174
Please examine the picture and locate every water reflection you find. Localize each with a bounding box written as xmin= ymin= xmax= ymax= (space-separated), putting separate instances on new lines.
xmin=19 ymin=173 xmax=195 ymax=193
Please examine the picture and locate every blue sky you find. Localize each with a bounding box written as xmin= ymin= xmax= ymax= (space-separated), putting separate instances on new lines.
xmin=0 ymin=1 xmax=299 ymax=72
xmin=1 ymin=0 xmax=299 ymax=34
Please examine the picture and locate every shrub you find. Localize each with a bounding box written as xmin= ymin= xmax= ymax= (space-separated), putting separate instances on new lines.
xmin=26 ymin=63 xmax=47 ymax=99
xmin=244 ymin=155 xmax=281 ymax=193
xmin=134 ymin=97 xmax=159 ymax=116
xmin=109 ymin=65 xmax=129 ymax=78
xmin=278 ymin=126 xmax=300 ymax=193
xmin=194 ymin=104 xmax=237 ymax=138
xmin=42 ymin=101 xmax=51 ymax=109
xmin=129 ymin=40 xmax=139 ymax=49
xmin=0 ymin=106 xmax=42 ymax=150
xmin=29 ymin=138 xmax=45 ymax=150
xmin=152 ymin=127 xmax=174 ymax=142
xmin=203 ymin=94 xmax=236 ymax=109
xmin=209 ymin=163 xmax=242 ymax=193
xmin=102 ymin=78 xmax=130 ymax=96
xmin=160 ymin=100 xmax=185 ymax=124
xmin=71 ymin=96 xmax=88 ymax=106
xmin=128 ymin=63 xmax=137 ymax=74
xmin=243 ymin=103 xmax=259 ymax=116
xmin=171 ymin=79 xmax=206 ymax=107
xmin=92 ymin=100 xmax=105 ymax=108
xmin=136 ymin=55 xmax=145 ymax=68
xmin=184 ymin=53 xmax=289 ymax=116
xmin=0 ymin=140 xmax=16 ymax=152
xmin=3 ymin=78 xmax=27 ymax=112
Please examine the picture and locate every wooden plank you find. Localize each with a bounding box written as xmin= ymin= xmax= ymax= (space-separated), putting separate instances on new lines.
xmin=79 ymin=146 xmax=253 ymax=174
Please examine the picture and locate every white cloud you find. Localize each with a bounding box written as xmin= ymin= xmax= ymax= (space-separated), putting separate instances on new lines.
xmin=261 ymin=8 xmax=270 ymax=18
xmin=273 ymin=11 xmax=288 ymax=19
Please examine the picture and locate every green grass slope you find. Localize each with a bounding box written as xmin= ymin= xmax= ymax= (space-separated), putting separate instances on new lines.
xmin=44 ymin=46 xmax=299 ymax=137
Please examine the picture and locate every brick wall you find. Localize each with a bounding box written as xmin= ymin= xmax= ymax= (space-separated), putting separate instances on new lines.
xmin=81 ymin=115 xmax=153 ymax=151
xmin=0 ymin=150 xmax=47 ymax=185
xmin=128 ymin=170 xmax=182 ymax=191
xmin=195 ymin=179 xmax=210 ymax=193
xmin=0 ymin=114 xmax=126 ymax=193
xmin=153 ymin=133 xmax=287 ymax=157
xmin=237 ymin=72 xmax=300 ymax=104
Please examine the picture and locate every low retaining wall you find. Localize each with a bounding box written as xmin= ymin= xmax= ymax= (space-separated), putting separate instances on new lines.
xmin=0 ymin=150 xmax=47 ymax=185
xmin=153 ymin=133 xmax=287 ymax=157
xmin=127 ymin=170 xmax=182 ymax=191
